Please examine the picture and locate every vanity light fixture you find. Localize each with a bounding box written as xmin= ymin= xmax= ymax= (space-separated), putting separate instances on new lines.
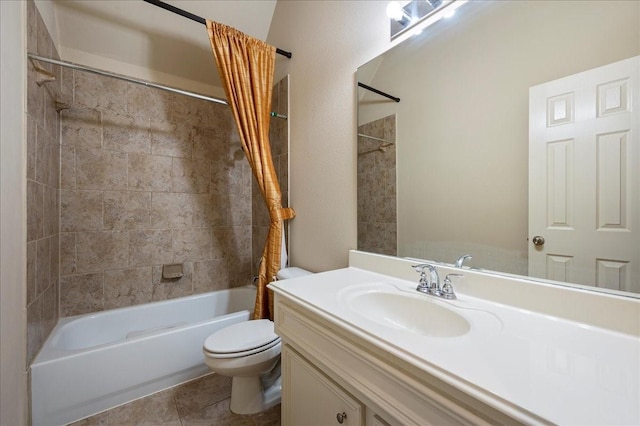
xmin=388 ymin=0 xmax=467 ymax=40
xmin=386 ymin=1 xmax=407 ymax=22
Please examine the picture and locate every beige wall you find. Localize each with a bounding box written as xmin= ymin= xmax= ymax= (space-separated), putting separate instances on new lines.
xmin=1 ymin=1 xmax=28 ymax=424
xmin=267 ymin=1 xmax=392 ymax=271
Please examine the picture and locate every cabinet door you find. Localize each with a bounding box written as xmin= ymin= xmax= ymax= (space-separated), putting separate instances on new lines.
xmin=282 ymin=345 xmax=364 ymax=426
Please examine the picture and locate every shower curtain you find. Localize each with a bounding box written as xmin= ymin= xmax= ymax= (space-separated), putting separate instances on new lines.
xmin=206 ymin=20 xmax=295 ymax=320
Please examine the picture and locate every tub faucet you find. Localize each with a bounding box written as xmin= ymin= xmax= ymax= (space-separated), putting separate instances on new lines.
xmin=412 ymin=264 xmax=440 ymax=296
xmin=454 ymin=254 xmax=472 ymax=268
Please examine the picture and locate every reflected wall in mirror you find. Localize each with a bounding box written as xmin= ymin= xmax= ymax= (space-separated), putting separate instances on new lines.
xmin=357 ymin=114 xmax=397 ymax=256
xmin=357 ymin=0 xmax=640 ymax=296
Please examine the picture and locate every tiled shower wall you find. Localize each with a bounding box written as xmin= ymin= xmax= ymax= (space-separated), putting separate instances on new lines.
xmin=252 ymin=78 xmax=289 ymax=276
xmin=357 ymin=114 xmax=397 ymax=256
xmin=58 ymin=69 xmax=255 ymax=317
xmin=26 ymin=0 xmax=62 ymax=365
xmin=25 ymin=0 xmax=289 ymax=366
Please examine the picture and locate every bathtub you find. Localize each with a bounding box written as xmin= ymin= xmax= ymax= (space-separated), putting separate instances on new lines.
xmin=30 ymin=286 xmax=256 ymax=426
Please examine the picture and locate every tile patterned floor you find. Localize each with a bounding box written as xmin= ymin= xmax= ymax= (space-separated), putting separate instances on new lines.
xmin=68 ymin=373 xmax=280 ymax=426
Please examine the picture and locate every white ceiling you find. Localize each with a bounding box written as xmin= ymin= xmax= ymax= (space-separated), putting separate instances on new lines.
xmin=49 ymin=0 xmax=278 ymax=91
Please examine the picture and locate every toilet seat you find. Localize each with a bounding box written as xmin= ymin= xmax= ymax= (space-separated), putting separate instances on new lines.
xmin=204 ymin=319 xmax=280 ymax=358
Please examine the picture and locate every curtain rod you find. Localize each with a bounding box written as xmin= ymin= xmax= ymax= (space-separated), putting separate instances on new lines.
xmin=143 ymin=0 xmax=293 ymax=59
xmin=27 ymin=53 xmax=288 ymax=119
xmin=358 ymin=82 xmax=400 ymax=103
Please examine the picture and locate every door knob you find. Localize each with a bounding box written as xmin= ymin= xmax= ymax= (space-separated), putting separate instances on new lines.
xmin=336 ymin=412 xmax=347 ymax=424
xmin=532 ymin=236 xmax=545 ymax=246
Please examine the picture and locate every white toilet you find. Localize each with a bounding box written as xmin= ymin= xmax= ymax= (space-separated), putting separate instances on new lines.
xmin=203 ymin=267 xmax=311 ymax=414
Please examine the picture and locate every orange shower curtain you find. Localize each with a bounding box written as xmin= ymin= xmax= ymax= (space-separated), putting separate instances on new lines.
xmin=206 ymin=20 xmax=295 ymax=320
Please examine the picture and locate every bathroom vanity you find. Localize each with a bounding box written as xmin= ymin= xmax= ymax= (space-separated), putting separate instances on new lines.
xmin=269 ymin=251 xmax=640 ymax=425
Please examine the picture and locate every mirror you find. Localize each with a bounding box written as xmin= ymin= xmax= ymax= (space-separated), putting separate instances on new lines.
xmin=357 ymin=0 xmax=640 ymax=296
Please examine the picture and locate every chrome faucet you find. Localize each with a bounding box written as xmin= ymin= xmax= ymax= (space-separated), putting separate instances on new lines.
xmin=454 ymin=254 xmax=472 ymax=268
xmin=413 ymin=264 xmax=464 ymax=299
xmin=411 ymin=264 xmax=441 ymax=296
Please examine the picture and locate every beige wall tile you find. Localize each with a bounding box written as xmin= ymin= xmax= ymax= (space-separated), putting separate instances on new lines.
xmin=35 ymin=9 xmax=53 ymax=59
xmin=126 ymin=83 xmax=170 ymax=121
xmin=76 ymin=148 xmax=128 ymax=191
xmin=27 ymin=65 xmax=44 ymax=122
xmin=34 ymin=126 xmax=50 ymax=185
xmin=191 ymin=194 xmax=224 ymax=227
xmin=26 ymin=3 xmax=62 ymax=369
xmin=150 ymin=120 xmax=193 ymax=159
xmin=26 ymin=0 xmax=37 ymax=53
xmin=27 ymin=118 xmax=37 ymax=180
xmin=60 ymin=190 xmax=103 ymax=232
xmin=193 ymin=259 xmax=229 ymax=294
xmin=212 ymin=158 xmax=251 ymax=197
xmin=173 ymin=227 xmax=213 ymax=263
xmin=151 ymin=192 xmax=192 ymax=229
xmin=27 ymin=180 xmax=44 ymax=242
xmin=60 ymin=232 xmax=77 ymax=276
xmin=128 ymin=229 xmax=173 ymax=267
xmin=55 ymin=67 xmax=269 ymax=315
xmin=60 ymin=272 xmax=104 ymax=317
xmin=44 ymin=90 xmax=60 ymax=140
xmin=228 ymin=195 xmax=251 ymax=227
xmin=151 ymin=262 xmax=193 ymax=301
xmin=50 ymin=233 xmax=60 ymax=283
xmin=61 ymin=107 xmax=102 ymax=149
xmin=128 ymin=153 xmax=172 ymax=192
xmin=26 ymin=297 xmax=42 ymax=365
xmin=27 ymin=242 xmax=36 ymax=305
xmin=216 ymin=226 xmax=251 ymax=262
xmin=104 ymin=267 xmax=153 ymax=309
xmin=104 ymin=191 xmax=151 ymax=230
xmin=60 ymin=146 xmax=76 ymax=189
xmin=74 ymin=71 xmax=127 ymax=114
xmin=35 ymin=237 xmax=50 ymax=297
xmin=41 ymin=281 xmax=58 ymax=339
xmin=204 ymin=104 xmax=234 ymax=131
xmin=171 ymin=158 xmax=210 ymax=194
xmin=103 ymin=111 xmax=151 ymax=154
xmin=43 ymin=185 xmax=59 ymax=237
xmin=76 ymin=231 xmax=129 ymax=273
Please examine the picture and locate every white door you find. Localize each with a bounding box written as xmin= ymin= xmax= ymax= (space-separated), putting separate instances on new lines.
xmin=529 ymin=56 xmax=639 ymax=293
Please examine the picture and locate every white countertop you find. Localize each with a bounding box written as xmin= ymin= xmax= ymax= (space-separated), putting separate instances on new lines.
xmin=270 ymin=266 xmax=640 ymax=425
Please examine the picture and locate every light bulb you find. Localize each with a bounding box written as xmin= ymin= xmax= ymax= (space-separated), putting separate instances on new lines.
xmin=386 ymin=1 xmax=404 ymax=21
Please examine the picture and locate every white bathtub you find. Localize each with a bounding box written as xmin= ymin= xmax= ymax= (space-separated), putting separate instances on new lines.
xmin=31 ymin=286 xmax=256 ymax=426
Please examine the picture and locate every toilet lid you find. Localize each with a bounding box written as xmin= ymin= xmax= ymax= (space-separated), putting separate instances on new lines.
xmin=204 ymin=319 xmax=280 ymax=354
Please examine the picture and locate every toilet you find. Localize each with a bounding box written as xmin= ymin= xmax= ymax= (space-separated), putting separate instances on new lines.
xmin=203 ymin=267 xmax=312 ymax=414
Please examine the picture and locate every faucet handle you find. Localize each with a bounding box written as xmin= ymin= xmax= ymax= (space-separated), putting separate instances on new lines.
xmin=454 ymin=254 xmax=472 ymax=268
xmin=442 ymin=273 xmax=463 ymax=300
xmin=411 ymin=264 xmax=430 ymax=287
xmin=412 ymin=263 xmax=436 ymax=292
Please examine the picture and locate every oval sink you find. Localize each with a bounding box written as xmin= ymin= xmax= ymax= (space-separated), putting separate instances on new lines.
xmin=345 ymin=288 xmax=471 ymax=338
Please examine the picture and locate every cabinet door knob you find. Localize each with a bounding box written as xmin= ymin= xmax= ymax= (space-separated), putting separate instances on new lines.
xmin=336 ymin=412 xmax=347 ymax=423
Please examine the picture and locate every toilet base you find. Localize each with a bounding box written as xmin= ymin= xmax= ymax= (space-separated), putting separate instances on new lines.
xmin=229 ymin=375 xmax=281 ymax=415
